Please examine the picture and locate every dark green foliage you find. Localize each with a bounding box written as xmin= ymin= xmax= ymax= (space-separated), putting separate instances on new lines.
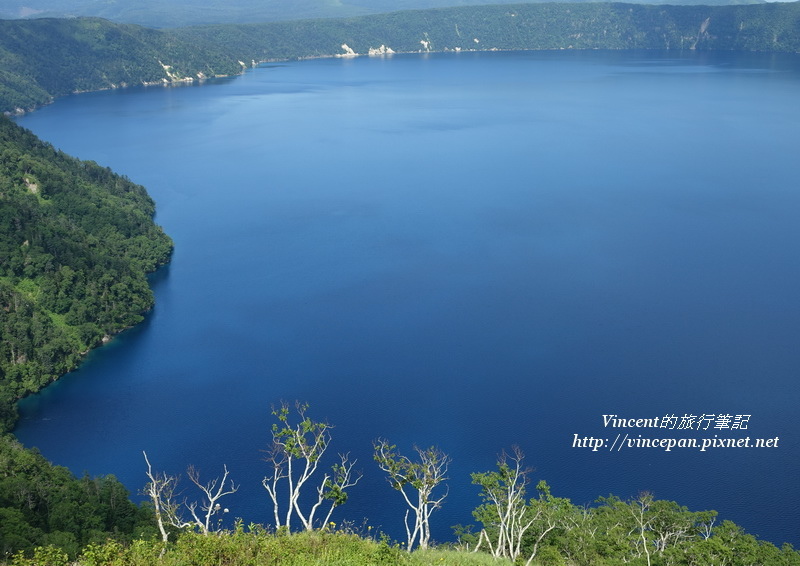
xmin=464 ymin=486 xmax=800 ymax=566
xmin=464 ymin=452 xmax=800 ymax=565
xmin=0 ymin=115 xmax=165 ymax=560
xmin=0 ymin=115 xmax=172 ymax=431
xmin=0 ymin=434 xmax=155 ymax=561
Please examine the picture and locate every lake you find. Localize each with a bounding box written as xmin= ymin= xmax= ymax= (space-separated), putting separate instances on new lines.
xmin=14 ymin=50 xmax=800 ymax=546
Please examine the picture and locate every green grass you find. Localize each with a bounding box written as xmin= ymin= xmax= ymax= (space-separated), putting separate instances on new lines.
xmin=0 ymin=277 xmax=39 ymax=301
xmin=409 ymin=546 xmax=510 ymax=566
xmin=5 ymin=530 xmax=514 ymax=566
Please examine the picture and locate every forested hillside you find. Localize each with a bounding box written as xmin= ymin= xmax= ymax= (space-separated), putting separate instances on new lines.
xmin=0 ymin=434 xmax=154 ymax=558
xmin=0 ymin=114 xmax=168 ymax=559
xmin=0 ymin=17 xmax=245 ymax=113
xmin=176 ymin=2 xmax=800 ymax=61
xmin=0 ymin=115 xmax=172 ymax=431
xmin=2 ymin=2 xmax=800 ymax=113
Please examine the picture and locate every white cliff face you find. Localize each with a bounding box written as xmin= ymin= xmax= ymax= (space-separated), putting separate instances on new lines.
xmin=23 ymin=176 xmax=38 ymax=194
xmin=157 ymin=60 xmax=194 ymax=84
xmin=337 ymin=44 xmax=358 ymax=57
xmin=368 ymin=45 xmax=395 ymax=56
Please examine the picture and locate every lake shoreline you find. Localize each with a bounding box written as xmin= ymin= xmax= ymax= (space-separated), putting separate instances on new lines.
xmin=15 ymin=50 xmax=800 ymax=548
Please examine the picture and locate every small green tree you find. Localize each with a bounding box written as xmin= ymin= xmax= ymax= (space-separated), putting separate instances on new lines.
xmin=471 ymin=447 xmax=573 ymax=565
xmin=471 ymin=446 xmax=530 ymax=561
xmin=373 ymin=439 xmax=450 ymax=551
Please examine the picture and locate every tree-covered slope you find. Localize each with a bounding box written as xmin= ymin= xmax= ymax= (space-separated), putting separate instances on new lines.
xmin=0 ymin=434 xmax=154 ymax=559
xmin=175 ymin=2 xmax=800 ymax=62
xmin=2 ymin=2 xmax=799 ymax=113
xmin=0 ymin=115 xmax=172 ymax=431
xmin=0 ymin=17 xmax=246 ymax=112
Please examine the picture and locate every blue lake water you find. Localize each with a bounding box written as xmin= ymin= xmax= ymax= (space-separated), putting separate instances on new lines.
xmin=14 ymin=50 xmax=800 ymax=546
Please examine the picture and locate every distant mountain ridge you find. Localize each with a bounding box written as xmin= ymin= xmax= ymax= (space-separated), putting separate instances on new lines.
xmin=1 ymin=2 xmax=799 ymax=114
xmin=0 ymin=0 xmax=770 ymax=28
xmin=174 ymin=3 xmax=800 ymax=63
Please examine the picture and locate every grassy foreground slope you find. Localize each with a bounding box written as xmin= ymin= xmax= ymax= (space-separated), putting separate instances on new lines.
xmin=5 ymin=511 xmax=800 ymax=565
xmin=2 ymin=2 xmax=800 ymax=113
xmin=6 ymin=529 xmax=513 ymax=566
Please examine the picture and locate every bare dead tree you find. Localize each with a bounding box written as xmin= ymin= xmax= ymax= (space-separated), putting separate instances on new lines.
xmin=185 ymin=464 xmax=238 ymax=535
xmin=142 ymin=452 xmax=237 ymax=539
xmin=631 ymin=492 xmax=654 ymax=566
xmin=142 ymin=451 xmax=181 ymax=544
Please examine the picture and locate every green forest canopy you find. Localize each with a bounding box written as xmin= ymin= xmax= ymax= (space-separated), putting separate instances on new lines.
xmin=0 ymin=115 xmax=172 ymax=431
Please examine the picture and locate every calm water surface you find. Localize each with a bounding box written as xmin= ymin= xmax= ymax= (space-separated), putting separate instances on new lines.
xmin=15 ymin=51 xmax=800 ymax=545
